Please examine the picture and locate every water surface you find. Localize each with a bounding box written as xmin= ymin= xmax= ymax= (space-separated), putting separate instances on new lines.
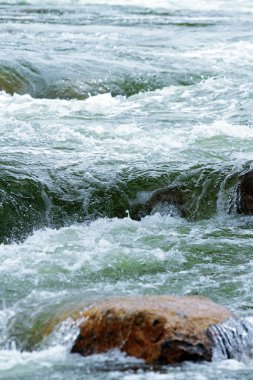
xmin=1 ymin=0 xmax=253 ymax=379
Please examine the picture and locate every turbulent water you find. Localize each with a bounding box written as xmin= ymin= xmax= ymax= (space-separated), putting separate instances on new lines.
xmin=1 ymin=0 xmax=253 ymax=378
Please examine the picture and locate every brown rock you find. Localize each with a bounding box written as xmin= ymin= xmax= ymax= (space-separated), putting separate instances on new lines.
xmin=71 ymin=295 xmax=231 ymax=364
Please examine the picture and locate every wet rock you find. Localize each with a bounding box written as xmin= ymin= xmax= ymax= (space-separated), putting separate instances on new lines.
xmin=131 ymin=186 xmax=188 ymax=221
xmin=144 ymin=187 xmax=186 ymax=217
xmin=71 ymin=295 xmax=232 ymax=364
xmin=237 ymin=170 xmax=253 ymax=214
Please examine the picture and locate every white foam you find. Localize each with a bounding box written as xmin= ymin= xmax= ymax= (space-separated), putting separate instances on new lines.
xmin=3 ymin=0 xmax=253 ymax=12
xmin=191 ymin=120 xmax=253 ymax=140
xmin=123 ymin=372 xmax=207 ymax=380
xmin=0 ymin=214 xmax=185 ymax=286
xmin=245 ymin=316 xmax=253 ymax=326
xmin=0 ymin=345 xmax=67 ymax=371
xmin=0 ymin=91 xmax=127 ymax=117
xmin=183 ymin=41 xmax=253 ymax=62
xmin=83 ymin=93 xmax=126 ymax=115
xmin=0 ymin=90 xmax=187 ymax=164
xmin=1 ymin=79 xmax=252 ymax=163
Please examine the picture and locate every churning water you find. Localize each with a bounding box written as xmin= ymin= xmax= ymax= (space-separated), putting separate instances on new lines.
xmin=1 ymin=0 xmax=253 ymax=378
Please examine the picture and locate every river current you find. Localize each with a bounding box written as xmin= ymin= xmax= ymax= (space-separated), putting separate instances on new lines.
xmin=1 ymin=0 xmax=253 ymax=379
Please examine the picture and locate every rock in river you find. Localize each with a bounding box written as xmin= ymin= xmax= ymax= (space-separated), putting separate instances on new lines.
xmin=70 ymin=295 xmax=250 ymax=364
xmin=237 ymin=170 xmax=253 ymax=214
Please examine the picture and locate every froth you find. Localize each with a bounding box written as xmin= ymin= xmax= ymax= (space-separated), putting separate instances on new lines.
xmin=4 ymin=0 xmax=253 ymax=13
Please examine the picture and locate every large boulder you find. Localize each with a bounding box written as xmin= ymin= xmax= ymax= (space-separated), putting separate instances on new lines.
xmin=71 ymin=295 xmax=232 ymax=364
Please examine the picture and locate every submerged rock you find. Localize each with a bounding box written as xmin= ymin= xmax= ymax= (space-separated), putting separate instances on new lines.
xmin=142 ymin=187 xmax=186 ymax=218
xmin=133 ymin=169 xmax=253 ymax=220
xmin=71 ymin=295 xmax=239 ymax=364
xmin=237 ymin=170 xmax=253 ymax=214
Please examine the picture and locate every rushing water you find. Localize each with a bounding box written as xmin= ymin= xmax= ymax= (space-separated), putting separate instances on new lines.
xmin=1 ymin=0 xmax=253 ymax=378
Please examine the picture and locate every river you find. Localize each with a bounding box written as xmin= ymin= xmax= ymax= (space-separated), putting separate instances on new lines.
xmin=1 ymin=0 xmax=253 ymax=379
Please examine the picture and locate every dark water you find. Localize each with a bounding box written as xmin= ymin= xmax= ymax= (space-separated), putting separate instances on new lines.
xmin=1 ymin=0 xmax=253 ymax=379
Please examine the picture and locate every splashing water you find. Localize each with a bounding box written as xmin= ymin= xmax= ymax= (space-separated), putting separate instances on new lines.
xmin=210 ymin=318 xmax=253 ymax=362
